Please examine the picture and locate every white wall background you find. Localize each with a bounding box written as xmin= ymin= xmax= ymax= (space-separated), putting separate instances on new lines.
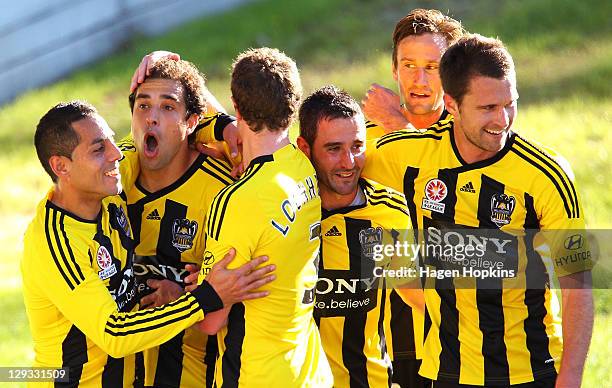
xmin=0 ymin=0 xmax=248 ymax=105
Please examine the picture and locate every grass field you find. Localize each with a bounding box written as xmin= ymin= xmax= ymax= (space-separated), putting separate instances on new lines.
xmin=0 ymin=0 xmax=610 ymax=386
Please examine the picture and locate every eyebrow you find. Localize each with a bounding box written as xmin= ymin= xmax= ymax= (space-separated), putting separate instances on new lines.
xmin=135 ymin=92 xmax=180 ymax=102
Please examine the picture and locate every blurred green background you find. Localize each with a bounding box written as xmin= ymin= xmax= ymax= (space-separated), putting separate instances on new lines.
xmin=1 ymin=0 xmax=610 ymax=386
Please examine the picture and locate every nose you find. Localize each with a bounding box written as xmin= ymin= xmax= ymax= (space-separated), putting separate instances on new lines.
xmin=107 ymin=140 xmax=122 ymax=162
xmin=145 ymin=109 xmax=159 ymax=127
xmin=493 ymin=107 xmax=510 ymax=129
xmin=338 ymin=149 xmax=355 ymax=169
xmin=413 ymin=67 xmax=428 ymax=86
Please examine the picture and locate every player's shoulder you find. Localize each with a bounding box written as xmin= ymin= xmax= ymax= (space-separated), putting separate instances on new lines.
xmin=509 ymin=133 xmax=576 ymax=181
xmin=373 ymin=118 xmax=452 ymax=150
xmin=362 ymin=178 xmax=409 ymax=216
xmin=196 ymin=154 xmax=235 ymax=187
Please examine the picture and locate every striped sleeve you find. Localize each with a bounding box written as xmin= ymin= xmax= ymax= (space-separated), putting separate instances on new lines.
xmin=34 ymin=210 xmax=221 ymax=359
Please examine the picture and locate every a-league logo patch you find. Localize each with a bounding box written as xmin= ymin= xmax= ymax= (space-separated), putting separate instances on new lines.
xmin=490 ymin=193 xmax=516 ymax=227
xmin=172 ymin=218 xmax=198 ymax=253
xmin=97 ymin=245 xmax=117 ymax=280
xmin=421 ymin=178 xmax=447 ymax=214
xmin=359 ymin=227 xmax=383 ymax=261
xmin=116 ymin=205 xmax=130 ymax=237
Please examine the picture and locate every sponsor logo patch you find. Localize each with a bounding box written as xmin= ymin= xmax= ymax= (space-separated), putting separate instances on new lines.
xmin=97 ymin=245 xmax=117 ymax=280
xmin=422 ymin=178 xmax=447 ymax=213
xmin=116 ymin=206 xmax=130 ymax=237
xmin=564 ymin=234 xmax=584 ymax=250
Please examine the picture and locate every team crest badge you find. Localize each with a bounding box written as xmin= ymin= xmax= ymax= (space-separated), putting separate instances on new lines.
xmin=359 ymin=227 xmax=383 ymax=261
xmin=490 ymin=193 xmax=516 ymax=227
xmin=116 ymin=205 xmax=130 ymax=237
xmin=172 ymin=218 xmax=198 ymax=252
xmin=421 ymin=178 xmax=447 ymax=214
xmin=97 ymin=245 xmax=117 ymax=280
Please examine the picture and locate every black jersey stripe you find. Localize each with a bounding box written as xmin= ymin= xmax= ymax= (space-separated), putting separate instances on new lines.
xmin=154 ymin=332 xmax=184 ymax=387
xmin=105 ymin=307 xmax=201 ymax=336
xmin=427 ymin=120 xmax=453 ymax=134
xmin=51 ymin=209 xmax=83 ymax=288
xmin=389 ymin=290 xmax=416 ymax=358
xmin=205 ymin=334 xmax=218 ymax=387
xmin=59 ymin=213 xmax=85 ymax=282
xmin=376 ymin=133 xmax=443 ymax=149
xmin=61 ymin=324 xmax=87 ymax=386
xmin=430 ymin=168 xmax=461 ymax=382
xmin=477 ymin=175 xmax=511 ymax=386
xmin=368 ymin=198 xmax=409 ymax=216
xmin=108 ymin=293 xmax=197 ymax=323
xmin=201 ymin=165 xmax=234 ymax=186
xmin=205 ymin=157 xmax=235 ymax=182
xmin=222 ymin=302 xmax=246 ymax=387
xmin=343 ymin=217 xmax=372 ymax=387
xmin=207 ymin=164 xmax=260 ymax=237
xmin=513 ymin=138 xmax=578 ymax=218
xmin=510 ymin=147 xmax=573 ymax=218
xmin=364 ymin=187 xmax=407 ymax=208
xmin=106 ymin=298 xmax=199 ymax=329
xmin=523 ymin=193 xmax=557 ymax=380
xmin=515 ymin=137 xmax=579 ymax=218
xmin=378 ymin=281 xmax=393 ymax=386
xmin=402 ymin=167 xmax=420 ymax=233
xmin=45 ymin=208 xmax=74 ymax=290
xmin=209 ymin=163 xmax=264 ymax=241
xmin=101 ymin=356 xmax=124 ymax=388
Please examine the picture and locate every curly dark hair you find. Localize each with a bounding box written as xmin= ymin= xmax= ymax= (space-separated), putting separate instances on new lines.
xmin=129 ymin=58 xmax=208 ymax=118
xmin=231 ymin=47 xmax=302 ymax=132
xmin=299 ymin=85 xmax=362 ymax=146
xmin=392 ymin=8 xmax=465 ymax=68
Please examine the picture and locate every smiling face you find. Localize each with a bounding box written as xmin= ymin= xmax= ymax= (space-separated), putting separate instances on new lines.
xmin=131 ymin=78 xmax=198 ymax=173
xmin=445 ymin=75 xmax=518 ymax=163
xmin=394 ymin=33 xmax=447 ymax=119
xmin=307 ymin=115 xmax=366 ymax=206
xmin=65 ymin=115 xmax=122 ymax=199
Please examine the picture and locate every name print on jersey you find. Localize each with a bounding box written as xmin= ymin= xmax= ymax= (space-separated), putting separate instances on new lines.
xmin=271 ymin=174 xmax=319 ymax=236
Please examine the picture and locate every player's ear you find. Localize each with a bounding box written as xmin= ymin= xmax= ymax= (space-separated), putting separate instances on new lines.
xmin=296 ymin=136 xmax=311 ymax=159
xmin=186 ymin=113 xmax=199 ymax=135
xmin=444 ymin=94 xmax=459 ymax=117
xmin=392 ymin=63 xmax=398 ymax=82
xmin=49 ymin=155 xmax=71 ymax=180
xmin=231 ymin=97 xmax=242 ymax=121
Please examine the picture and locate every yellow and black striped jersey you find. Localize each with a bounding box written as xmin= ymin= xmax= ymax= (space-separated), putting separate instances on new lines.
xmin=118 ymin=135 xmax=234 ymax=387
xmin=365 ymin=110 xmax=451 ymax=366
xmin=362 ymin=118 xmax=592 ymax=385
xmin=21 ymin=191 xmax=220 ymax=387
xmin=199 ymin=144 xmax=333 ymax=387
xmin=315 ymin=178 xmax=413 ymax=388
xmin=365 ymin=109 xmax=452 ymax=141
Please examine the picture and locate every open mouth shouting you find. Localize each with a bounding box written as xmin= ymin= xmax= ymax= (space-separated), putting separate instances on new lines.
xmin=408 ymin=90 xmax=431 ymax=99
xmin=143 ymin=132 xmax=160 ymax=158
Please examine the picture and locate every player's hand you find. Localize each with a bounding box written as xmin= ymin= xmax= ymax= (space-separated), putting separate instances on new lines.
xmin=362 ymin=83 xmax=410 ymax=131
xmin=222 ymin=122 xmax=246 ymax=177
xmin=195 ymin=142 xmax=226 ymax=160
xmin=130 ymin=50 xmax=180 ymax=92
xmin=204 ymin=248 xmax=275 ymax=306
xmin=184 ymin=264 xmax=201 ymax=293
xmin=140 ymin=279 xmax=184 ymax=308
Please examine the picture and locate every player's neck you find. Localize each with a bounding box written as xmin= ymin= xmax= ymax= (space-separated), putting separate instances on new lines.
xmin=321 ymin=186 xmax=361 ymax=211
xmin=403 ymin=106 xmax=444 ymax=129
xmin=50 ymin=184 xmax=102 ymax=221
xmin=452 ymin=124 xmax=498 ymax=164
xmin=138 ymin=146 xmax=199 ymax=192
xmin=240 ymin=121 xmax=290 ymax=167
